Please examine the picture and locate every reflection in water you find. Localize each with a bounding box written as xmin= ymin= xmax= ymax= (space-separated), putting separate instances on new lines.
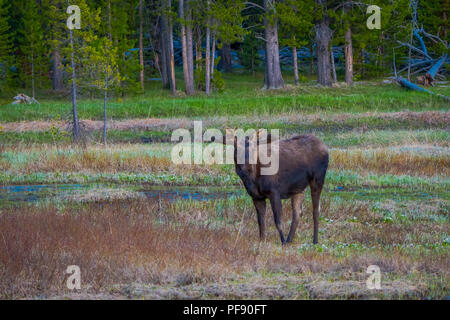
xmin=0 ymin=184 xmax=444 ymax=203
xmin=0 ymin=184 xmax=243 ymax=202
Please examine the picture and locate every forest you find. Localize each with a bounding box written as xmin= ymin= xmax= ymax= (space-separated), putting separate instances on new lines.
xmin=0 ymin=1 xmax=447 ymax=100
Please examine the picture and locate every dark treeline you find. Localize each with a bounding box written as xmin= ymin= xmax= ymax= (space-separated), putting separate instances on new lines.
xmin=0 ymin=0 xmax=448 ymax=98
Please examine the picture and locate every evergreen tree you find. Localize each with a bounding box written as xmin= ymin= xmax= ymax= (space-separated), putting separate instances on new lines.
xmin=278 ymin=0 xmax=314 ymax=84
xmin=42 ymin=0 xmax=66 ymax=91
xmin=238 ymin=33 xmax=262 ymax=75
xmin=0 ymin=0 xmax=13 ymax=92
xmin=19 ymin=0 xmax=47 ymax=98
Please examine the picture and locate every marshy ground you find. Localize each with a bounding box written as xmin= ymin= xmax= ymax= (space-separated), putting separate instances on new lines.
xmin=0 ymin=74 xmax=448 ymax=299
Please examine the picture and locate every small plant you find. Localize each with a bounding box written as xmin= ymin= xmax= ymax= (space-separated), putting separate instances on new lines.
xmin=194 ymin=58 xmax=226 ymax=93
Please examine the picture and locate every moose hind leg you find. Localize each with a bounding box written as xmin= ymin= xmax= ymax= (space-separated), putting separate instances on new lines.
xmin=253 ymin=199 xmax=267 ymax=241
xmin=310 ymin=181 xmax=323 ymax=244
xmin=286 ymin=193 xmax=304 ymax=243
xmin=269 ymin=192 xmax=285 ymax=244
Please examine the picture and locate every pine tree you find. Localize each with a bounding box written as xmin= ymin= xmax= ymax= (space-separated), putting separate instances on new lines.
xmin=278 ymin=0 xmax=314 ymax=85
xmin=42 ymin=0 xmax=66 ymax=91
xmin=238 ymin=33 xmax=262 ymax=75
xmin=19 ymin=0 xmax=47 ymax=98
xmin=0 ymin=0 xmax=13 ymax=92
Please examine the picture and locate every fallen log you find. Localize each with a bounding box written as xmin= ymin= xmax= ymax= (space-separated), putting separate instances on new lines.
xmin=396 ymin=41 xmax=432 ymax=60
xmin=413 ymin=30 xmax=428 ymax=56
xmin=426 ymin=54 xmax=448 ymax=80
xmin=395 ymin=77 xmax=450 ymax=101
xmin=11 ymin=94 xmax=39 ymax=105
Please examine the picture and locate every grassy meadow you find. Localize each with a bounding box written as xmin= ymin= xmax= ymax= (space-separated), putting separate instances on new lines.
xmin=0 ymin=73 xmax=448 ymax=299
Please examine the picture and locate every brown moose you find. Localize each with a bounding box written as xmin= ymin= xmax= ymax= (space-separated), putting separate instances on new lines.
xmin=220 ymin=130 xmax=329 ymax=245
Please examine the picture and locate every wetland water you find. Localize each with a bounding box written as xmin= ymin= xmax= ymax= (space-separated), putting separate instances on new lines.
xmin=0 ymin=184 xmax=446 ymax=203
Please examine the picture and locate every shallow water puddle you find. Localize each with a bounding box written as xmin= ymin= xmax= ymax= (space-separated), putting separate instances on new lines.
xmin=0 ymin=184 xmax=446 ymax=203
xmin=0 ymin=184 xmax=243 ymax=202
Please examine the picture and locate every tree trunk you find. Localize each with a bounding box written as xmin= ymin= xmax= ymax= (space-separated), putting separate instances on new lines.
xmin=263 ymin=0 xmax=284 ymax=90
xmin=407 ymin=27 xmax=413 ymax=81
xmin=69 ymin=29 xmax=80 ymax=142
xmin=160 ymin=0 xmax=176 ymax=94
xmin=331 ymin=47 xmax=337 ymax=84
xmin=52 ymin=49 xmax=63 ymax=90
xmin=160 ymin=16 xmax=169 ymax=88
xmin=168 ymin=1 xmax=176 ymax=95
xmin=211 ymin=34 xmax=215 ymax=76
xmin=103 ymin=63 xmax=108 ymax=145
xmin=443 ymin=7 xmax=447 ymax=38
xmin=179 ymin=0 xmax=193 ymax=95
xmin=292 ymin=46 xmax=299 ymax=85
xmin=196 ymin=35 xmax=202 ymax=70
xmin=186 ymin=0 xmax=195 ymax=92
xmin=108 ymin=0 xmax=112 ymax=40
xmin=195 ymin=27 xmax=202 ymax=70
xmin=361 ymin=49 xmax=365 ymax=78
xmin=221 ymin=43 xmax=232 ymax=72
xmin=31 ymin=50 xmax=35 ymax=99
xmin=251 ymin=47 xmax=255 ymax=76
xmin=344 ymin=27 xmax=353 ymax=86
xmin=205 ymin=1 xmax=211 ymax=95
xmin=139 ymin=0 xmax=144 ymax=90
xmin=315 ymin=17 xmax=332 ymax=86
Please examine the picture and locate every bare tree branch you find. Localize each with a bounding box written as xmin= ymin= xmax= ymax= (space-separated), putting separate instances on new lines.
xmin=244 ymin=1 xmax=265 ymax=11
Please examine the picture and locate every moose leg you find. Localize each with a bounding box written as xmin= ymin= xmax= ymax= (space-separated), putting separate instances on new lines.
xmin=269 ymin=192 xmax=285 ymax=244
xmin=253 ymin=199 xmax=267 ymax=241
xmin=310 ymin=182 xmax=323 ymax=244
xmin=286 ymin=193 xmax=304 ymax=243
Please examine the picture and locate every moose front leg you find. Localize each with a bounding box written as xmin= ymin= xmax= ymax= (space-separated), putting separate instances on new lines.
xmin=269 ymin=192 xmax=286 ymax=244
xmin=253 ymin=199 xmax=267 ymax=241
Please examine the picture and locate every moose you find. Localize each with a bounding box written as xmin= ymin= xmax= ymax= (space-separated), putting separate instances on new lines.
xmin=220 ymin=130 xmax=329 ymax=245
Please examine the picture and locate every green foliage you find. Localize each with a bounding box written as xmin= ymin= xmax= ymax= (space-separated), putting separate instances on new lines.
xmin=0 ymin=0 xmax=446 ymax=94
xmin=211 ymin=70 xmax=225 ymax=93
xmin=238 ymin=33 xmax=262 ymax=73
xmin=0 ymin=0 xmax=13 ymax=92
xmin=19 ymin=0 xmax=49 ymax=95
xmin=194 ymin=58 xmax=226 ymax=93
xmin=327 ymin=0 xmax=413 ymax=79
xmin=277 ymin=0 xmax=314 ymax=48
xmin=209 ymin=0 xmax=247 ymax=46
xmin=418 ymin=0 xmax=448 ymax=40
xmin=107 ymin=0 xmax=141 ymax=95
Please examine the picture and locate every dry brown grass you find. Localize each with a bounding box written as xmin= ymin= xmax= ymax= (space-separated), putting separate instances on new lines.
xmin=0 ymin=145 xmax=215 ymax=176
xmin=0 ymin=111 xmax=448 ymax=133
xmin=0 ymin=200 xmax=256 ymax=298
xmin=330 ymin=149 xmax=449 ymax=176
xmin=1 ymin=144 xmax=448 ymax=178
xmin=0 ymin=197 xmax=448 ymax=299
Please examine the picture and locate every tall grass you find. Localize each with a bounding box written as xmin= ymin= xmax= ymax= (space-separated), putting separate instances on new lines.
xmin=1 ymin=144 xmax=448 ymax=179
xmin=0 ymin=197 xmax=448 ymax=299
